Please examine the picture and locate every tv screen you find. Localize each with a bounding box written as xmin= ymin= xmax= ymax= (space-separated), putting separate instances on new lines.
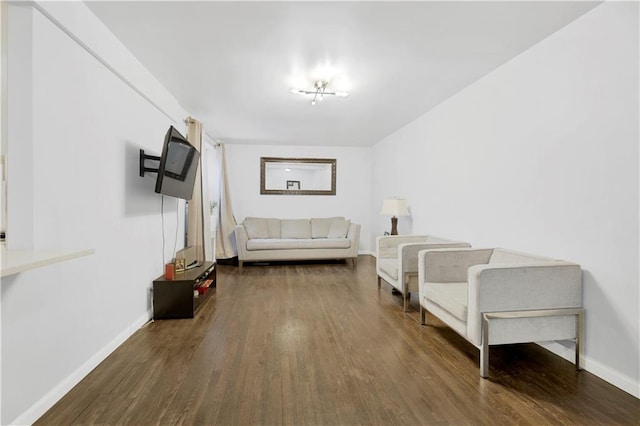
xmin=155 ymin=126 xmax=200 ymax=200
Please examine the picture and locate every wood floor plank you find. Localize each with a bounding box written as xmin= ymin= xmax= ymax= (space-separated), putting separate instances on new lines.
xmin=36 ymin=256 xmax=639 ymax=425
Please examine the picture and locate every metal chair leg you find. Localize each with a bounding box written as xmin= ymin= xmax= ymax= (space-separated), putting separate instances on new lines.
xmin=481 ymin=315 xmax=489 ymax=378
xmin=480 ymin=308 xmax=584 ymax=378
xmin=576 ymin=309 xmax=584 ymax=370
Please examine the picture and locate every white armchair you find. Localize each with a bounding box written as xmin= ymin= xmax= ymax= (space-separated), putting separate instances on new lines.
xmin=418 ymin=247 xmax=583 ymax=377
xmin=376 ymin=235 xmax=470 ymax=311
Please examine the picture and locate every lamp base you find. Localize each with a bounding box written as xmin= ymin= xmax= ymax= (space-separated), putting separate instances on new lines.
xmin=390 ymin=216 xmax=398 ymax=235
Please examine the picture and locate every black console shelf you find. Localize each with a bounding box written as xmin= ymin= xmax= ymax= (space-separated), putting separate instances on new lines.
xmin=152 ymin=261 xmax=216 ymax=319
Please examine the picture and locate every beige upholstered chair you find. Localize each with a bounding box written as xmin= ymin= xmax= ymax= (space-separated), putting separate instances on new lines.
xmin=376 ymin=235 xmax=470 ymax=311
xmin=418 ymin=247 xmax=583 ymax=377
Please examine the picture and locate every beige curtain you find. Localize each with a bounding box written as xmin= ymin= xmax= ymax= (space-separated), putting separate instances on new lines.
xmin=185 ymin=117 xmax=208 ymax=263
xmin=215 ymin=143 xmax=237 ymax=259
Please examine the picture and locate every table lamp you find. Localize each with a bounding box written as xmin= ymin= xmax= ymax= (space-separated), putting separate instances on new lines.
xmin=380 ymin=198 xmax=410 ymax=235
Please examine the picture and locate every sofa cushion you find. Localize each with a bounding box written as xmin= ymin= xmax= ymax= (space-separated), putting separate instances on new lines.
xmin=327 ymin=219 xmax=350 ymax=238
xmin=311 ymin=217 xmax=344 ymax=238
xmin=244 ymin=218 xmax=269 ymax=239
xmin=424 ymin=282 xmax=468 ymax=322
xmin=281 ymin=219 xmax=311 ymax=239
xmin=265 ymin=218 xmax=281 ymax=238
xmin=245 ymin=217 xmax=281 ymax=238
xmin=246 ymin=238 xmax=351 ymax=250
xmin=378 ymin=258 xmax=398 ymax=280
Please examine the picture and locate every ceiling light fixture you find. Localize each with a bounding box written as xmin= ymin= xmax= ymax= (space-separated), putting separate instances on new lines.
xmin=290 ymin=80 xmax=349 ymax=106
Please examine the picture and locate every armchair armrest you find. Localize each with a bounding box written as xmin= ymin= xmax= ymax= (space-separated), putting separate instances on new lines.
xmin=376 ymin=235 xmax=432 ymax=259
xmin=468 ymin=261 xmax=583 ymax=312
xmin=418 ymin=248 xmax=493 ymax=283
xmin=467 ymin=261 xmax=582 ymax=344
xmin=399 ymin=242 xmax=471 ymax=275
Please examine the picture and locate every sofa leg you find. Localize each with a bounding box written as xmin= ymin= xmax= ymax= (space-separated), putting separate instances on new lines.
xmin=403 ymin=293 xmax=409 ymax=312
xmin=480 ymin=315 xmax=490 ymax=378
xmin=377 ymin=275 xmax=381 ymax=289
xmin=238 ymin=260 xmax=243 ymax=270
xmin=420 ymin=305 xmax=426 ymax=325
xmin=352 ymin=257 xmax=357 ymax=268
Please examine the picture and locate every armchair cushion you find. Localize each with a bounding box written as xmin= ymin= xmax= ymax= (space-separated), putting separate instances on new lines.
xmin=378 ymin=258 xmax=399 ymax=280
xmin=424 ymin=282 xmax=468 ymax=322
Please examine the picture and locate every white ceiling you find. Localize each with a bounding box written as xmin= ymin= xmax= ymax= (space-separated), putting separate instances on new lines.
xmin=85 ymin=1 xmax=601 ymax=147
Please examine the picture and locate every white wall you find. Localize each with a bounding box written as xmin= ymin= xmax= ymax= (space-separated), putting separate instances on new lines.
xmin=0 ymin=2 xmax=5 ymax=421
xmin=226 ymin=144 xmax=372 ymax=253
xmin=2 ymin=2 xmax=190 ymax=424
xmin=371 ymin=2 xmax=639 ymax=397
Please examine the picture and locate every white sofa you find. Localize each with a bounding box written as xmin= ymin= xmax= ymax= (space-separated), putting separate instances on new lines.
xmin=418 ymin=247 xmax=583 ymax=377
xmin=234 ymin=217 xmax=360 ymax=269
xmin=376 ymin=235 xmax=470 ymax=311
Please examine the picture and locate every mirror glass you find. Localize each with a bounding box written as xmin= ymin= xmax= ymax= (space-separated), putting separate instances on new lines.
xmin=260 ymin=157 xmax=336 ymax=195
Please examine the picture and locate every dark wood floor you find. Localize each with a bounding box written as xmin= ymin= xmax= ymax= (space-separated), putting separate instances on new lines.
xmin=37 ymin=256 xmax=639 ymax=425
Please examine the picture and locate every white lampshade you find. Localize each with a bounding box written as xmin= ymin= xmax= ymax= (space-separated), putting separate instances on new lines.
xmin=380 ymin=198 xmax=410 ymax=217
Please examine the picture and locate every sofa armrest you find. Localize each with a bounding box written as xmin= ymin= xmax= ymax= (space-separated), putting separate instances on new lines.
xmin=347 ymin=223 xmax=361 ymax=256
xmin=466 ymin=262 xmax=582 ymax=344
xmin=234 ymin=225 xmax=249 ymax=259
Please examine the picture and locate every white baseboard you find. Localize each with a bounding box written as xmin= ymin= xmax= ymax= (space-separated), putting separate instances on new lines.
xmin=538 ymin=341 xmax=640 ymax=399
xmin=10 ymin=310 xmax=153 ymax=426
xmin=358 ymin=250 xmax=375 ymax=257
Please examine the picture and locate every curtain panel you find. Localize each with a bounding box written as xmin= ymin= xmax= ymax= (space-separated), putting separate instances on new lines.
xmin=215 ymin=143 xmax=237 ymax=259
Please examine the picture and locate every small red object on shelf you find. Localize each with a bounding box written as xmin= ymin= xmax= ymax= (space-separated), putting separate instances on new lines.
xmin=197 ymin=279 xmax=213 ymax=294
xmin=165 ymin=263 xmax=175 ymax=280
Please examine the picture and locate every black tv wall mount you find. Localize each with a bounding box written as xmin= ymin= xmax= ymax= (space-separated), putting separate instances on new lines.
xmin=139 ymin=149 xmax=160 ymax=177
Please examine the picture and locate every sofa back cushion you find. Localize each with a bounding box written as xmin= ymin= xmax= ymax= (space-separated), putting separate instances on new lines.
xmin=311 ymin=217 xmax=345 ymax=238
xmin=265 ymin=218 xmax=281 ymax=238
xmin=281 ymin=219 xmax=311 ymax=239
xmin=327 ymin=219 xmax=350 ymax=238
xmin=244 ymin=218 xmax=269 ymax=239
xmin=489 ymin=249 xmax=553 ymax=264
xmin=245 ymin=217 xmax=281 ymax=238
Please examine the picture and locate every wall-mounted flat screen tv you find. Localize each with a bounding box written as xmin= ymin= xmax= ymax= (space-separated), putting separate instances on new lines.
xmin=155 ymin=126 xmax=200 ymax=200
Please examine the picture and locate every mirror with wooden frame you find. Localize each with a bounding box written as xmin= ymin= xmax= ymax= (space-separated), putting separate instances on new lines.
xmin=260 ymin=157 xmax=337 ymax=195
